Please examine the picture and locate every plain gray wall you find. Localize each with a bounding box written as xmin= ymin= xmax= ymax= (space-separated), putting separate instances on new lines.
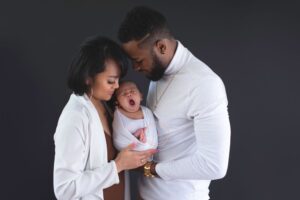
xmin=1 ymin=0 xmax=299 ymax=199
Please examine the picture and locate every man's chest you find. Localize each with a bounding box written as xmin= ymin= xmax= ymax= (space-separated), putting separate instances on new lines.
xmin=147 ymin=80 xmax=192 ymax=133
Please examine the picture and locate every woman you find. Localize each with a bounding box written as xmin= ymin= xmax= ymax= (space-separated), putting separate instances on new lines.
xmin=53 ymin=36 xmax=156 ymax=200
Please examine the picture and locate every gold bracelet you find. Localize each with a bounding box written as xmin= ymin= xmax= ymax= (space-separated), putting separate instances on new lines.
xmin=144 ymin=161 xmax=155 ymax=178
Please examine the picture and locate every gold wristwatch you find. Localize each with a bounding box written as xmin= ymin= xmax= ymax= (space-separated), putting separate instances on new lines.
xmin=144 ymin=161 xmax=156 ymax=178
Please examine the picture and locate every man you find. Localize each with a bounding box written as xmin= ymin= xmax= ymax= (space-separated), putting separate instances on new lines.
xmin=118 ymin=6 xmax=231 ymax=200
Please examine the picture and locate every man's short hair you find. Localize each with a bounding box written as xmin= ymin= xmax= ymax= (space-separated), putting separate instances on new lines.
xmin=118 ymin=6 xmax=173 ymax=45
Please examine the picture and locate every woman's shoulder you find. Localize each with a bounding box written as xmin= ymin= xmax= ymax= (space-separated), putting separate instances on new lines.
xmin=54 ymin=95 xmax=92 ymax=142
xmin=59 ymin=94 xmax=92 ymax=124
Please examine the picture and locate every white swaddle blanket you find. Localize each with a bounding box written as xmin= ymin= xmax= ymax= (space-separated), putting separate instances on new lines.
xmin=113 ymin=106 xmax=158 ymax=151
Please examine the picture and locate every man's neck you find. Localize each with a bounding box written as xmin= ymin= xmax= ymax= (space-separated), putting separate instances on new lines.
xmin=164 ymin=39 xmax=178 ymax=69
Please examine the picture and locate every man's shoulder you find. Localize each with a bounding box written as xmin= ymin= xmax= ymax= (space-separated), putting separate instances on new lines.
xmin=185 ymin=56 xmax=216 ymax=76
xmin=179 ymin=58 xmax=214 ymax=79
xmin=179 ymin=57 xmax=225 ymax=95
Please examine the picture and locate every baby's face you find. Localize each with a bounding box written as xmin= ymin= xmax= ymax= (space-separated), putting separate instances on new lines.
xmin=116 ymin=82 xmax=142 ymax=113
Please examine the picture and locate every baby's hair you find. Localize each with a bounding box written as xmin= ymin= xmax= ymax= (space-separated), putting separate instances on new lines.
xmin=118 ymin=80 xmax=140 ymax=92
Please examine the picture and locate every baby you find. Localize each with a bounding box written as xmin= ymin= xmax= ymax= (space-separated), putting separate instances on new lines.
xmin=112 ymin=81 xmax=158 ymax=152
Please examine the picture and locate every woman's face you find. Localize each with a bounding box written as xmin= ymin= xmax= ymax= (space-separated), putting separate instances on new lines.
xmin=89 ymin=59 xmax=121 ymax=101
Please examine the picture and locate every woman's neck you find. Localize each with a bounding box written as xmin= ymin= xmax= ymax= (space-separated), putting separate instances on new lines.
xmin=90 ymin=96 xmax=113 ymax=135
xmin=90 ymin=96 xmax=106 ymax=114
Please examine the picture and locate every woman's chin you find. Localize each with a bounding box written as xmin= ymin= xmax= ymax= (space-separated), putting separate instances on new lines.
xmin=104 ymin=95 xmax=113 ymax=101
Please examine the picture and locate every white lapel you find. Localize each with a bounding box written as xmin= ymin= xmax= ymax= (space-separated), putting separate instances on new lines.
xmin=79 ymin=94 xmax=108 ymax=168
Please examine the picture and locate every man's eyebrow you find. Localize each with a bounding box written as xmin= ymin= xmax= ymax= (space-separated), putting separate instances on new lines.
xmin=108 ymin=75 xmax=119 ymax=78
xmin=133 ymin=58 xmax=143 ymax=62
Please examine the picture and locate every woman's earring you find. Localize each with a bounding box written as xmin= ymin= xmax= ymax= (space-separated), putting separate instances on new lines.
xmin=89 ymin=88 xmax=94 ymax=100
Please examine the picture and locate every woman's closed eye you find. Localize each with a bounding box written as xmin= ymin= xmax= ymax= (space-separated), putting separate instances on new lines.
xmin=107 ymin=79 xmax=116 ymax=84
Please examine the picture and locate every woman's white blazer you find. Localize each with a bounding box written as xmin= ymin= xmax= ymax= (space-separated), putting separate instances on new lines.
xmin=53 ymin=94 xmax=130 ymax=200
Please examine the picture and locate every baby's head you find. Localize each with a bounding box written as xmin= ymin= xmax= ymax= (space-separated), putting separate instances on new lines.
xmin=115 ymin=81 xmax=142 ymax=112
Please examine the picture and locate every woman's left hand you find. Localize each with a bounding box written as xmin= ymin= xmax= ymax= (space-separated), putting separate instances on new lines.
xmin=115 ymin=143 xmax=157 ymax=172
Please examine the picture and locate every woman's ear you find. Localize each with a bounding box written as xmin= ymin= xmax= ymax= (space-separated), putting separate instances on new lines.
xmin=85 ymin=77 xmax=92 ymax=86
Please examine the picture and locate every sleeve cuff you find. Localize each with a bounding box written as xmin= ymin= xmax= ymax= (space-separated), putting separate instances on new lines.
xmin=156 ymin=162 xmax=170 ymax=181
xmin=110 ymin=160 xmax=120 ymax=184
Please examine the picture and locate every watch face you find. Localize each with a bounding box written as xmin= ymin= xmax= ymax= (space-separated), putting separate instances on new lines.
xmin=144 ymin=162 xmax=155 ymax=178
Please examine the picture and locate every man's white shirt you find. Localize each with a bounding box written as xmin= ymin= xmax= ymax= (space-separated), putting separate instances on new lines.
xmin=139 ymin=41 xmax=231 ymax=200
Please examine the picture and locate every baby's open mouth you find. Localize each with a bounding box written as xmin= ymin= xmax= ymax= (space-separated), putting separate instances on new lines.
xmin=129 ymin=99 xmax=135 ymax=106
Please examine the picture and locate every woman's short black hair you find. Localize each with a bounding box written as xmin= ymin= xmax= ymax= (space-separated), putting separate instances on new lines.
xmin=118 ymin=6 xmax=172 ymax=43
xmin=67 ymin=36 xmax=129 ymax=95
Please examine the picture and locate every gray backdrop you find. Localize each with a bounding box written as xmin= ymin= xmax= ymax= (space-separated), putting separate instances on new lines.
xmin=1 ymin=0 xmax=299 ymax=199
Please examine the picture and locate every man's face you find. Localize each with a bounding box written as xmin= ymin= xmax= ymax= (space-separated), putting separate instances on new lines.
xmin=122 ymin=40 xmax=166 ymax=81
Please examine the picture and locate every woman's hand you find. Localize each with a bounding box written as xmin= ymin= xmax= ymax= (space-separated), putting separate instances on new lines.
xmin=115 ymin=143 xmax=157 ymax=173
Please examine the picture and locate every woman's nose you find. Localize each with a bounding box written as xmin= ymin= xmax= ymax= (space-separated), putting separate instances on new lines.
xmin=114 ymin=81 xmax=119 ymax=89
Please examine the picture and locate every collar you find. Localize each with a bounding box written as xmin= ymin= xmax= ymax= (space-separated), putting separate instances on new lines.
xmin=164 ymin=41 xmax=190 ymax=76
xmin=71 ymin=93 xmax=96 ymax=112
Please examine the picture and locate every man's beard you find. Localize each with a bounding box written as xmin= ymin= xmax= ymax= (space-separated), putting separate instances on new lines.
xmin=146 ymin=52 xmax=166 ymax=81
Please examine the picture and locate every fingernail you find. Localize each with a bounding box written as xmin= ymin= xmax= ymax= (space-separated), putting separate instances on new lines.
xmin=151 ymin=149 xmax=159 ymax=153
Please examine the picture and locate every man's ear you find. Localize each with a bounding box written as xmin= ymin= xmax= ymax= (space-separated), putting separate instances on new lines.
xmin=155 ymin=39 xmax=167 ymax=55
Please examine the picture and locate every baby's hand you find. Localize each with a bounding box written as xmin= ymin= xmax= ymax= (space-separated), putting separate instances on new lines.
xmin=133 ymin=127 xmax=147 ymax=143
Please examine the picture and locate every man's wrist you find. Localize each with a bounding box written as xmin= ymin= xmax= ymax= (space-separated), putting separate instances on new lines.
xmin=150 ymin=161 xmax=158 ymax=177
xmin=143 ymin=161 xmax=159 ymax=178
